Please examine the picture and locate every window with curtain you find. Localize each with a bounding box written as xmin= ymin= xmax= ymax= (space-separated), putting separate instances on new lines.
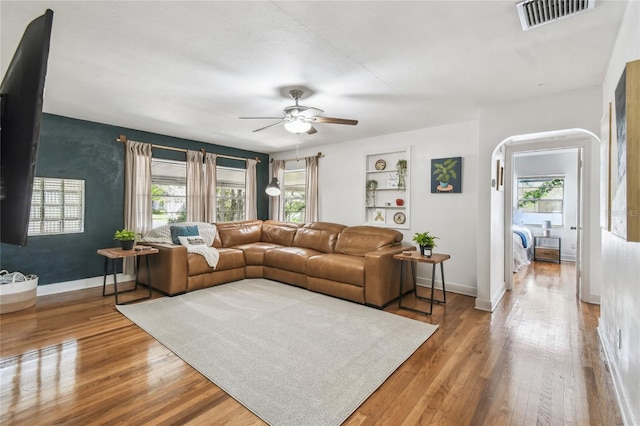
xmin=151 ymin=159 xmax=187 ymax=227
xmin=150 ymin=158 xmax=249 ymax=225
xmin=283 ymin=162 xmax=306 ymax=223
xmin=28 ymin=177 xmax=84 ymax=235
xmin=216 ymin=166 xmax=246 ymax=222
xmin=517 ymin=175 xmax=565 ymax=226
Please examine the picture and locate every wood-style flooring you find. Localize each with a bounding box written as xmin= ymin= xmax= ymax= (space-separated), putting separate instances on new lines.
xmin=0 ymin=261 xmax=622 ymax=425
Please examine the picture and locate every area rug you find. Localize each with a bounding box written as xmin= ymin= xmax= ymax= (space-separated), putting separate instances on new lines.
xmin=116 ymin=279 xmax=438 ymax=426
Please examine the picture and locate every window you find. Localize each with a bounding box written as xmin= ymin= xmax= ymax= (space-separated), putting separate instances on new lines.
xmin=283 ymin=163 xmax=306 ymax=223
xmin=151 ymin=158 xmax=248 ymax=225
xmin=28 ymin=177 xmax=84 ymax=235
xmin=517 ymin=176 xmax=564 ymax=226
xmin=151 ymin=159 xmax=186 ymax=228
xmin=216 ymin=166 xmax=246 ymax=222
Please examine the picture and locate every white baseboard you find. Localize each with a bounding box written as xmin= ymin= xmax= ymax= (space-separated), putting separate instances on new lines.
xmin=597 ymin=320 xmax=637 ymax=426
xmin=416 ymin=278 xmax=476 ymax=298
xmin=37 ymin=274 xmax=136 ymax=296
xmin=474 ymin=298 xmax=493 ymax=312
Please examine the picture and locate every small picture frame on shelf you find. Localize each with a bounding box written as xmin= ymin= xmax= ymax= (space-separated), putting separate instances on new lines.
xmin=373 ymin=209 xmax=386 ymax=223
xmin=387 ymin=173 xmax=399 ymax=188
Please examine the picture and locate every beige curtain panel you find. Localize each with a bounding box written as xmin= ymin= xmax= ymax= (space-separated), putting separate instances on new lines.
xmin=245 ymin=158 xmax=257 ymax=220
xmin=305 ymin=155 xmax=318 ymax=222
xmin=186 ymin=150 xmax=204 ymax=222
xmin=124 ymin=140 xmax=152 ymax=274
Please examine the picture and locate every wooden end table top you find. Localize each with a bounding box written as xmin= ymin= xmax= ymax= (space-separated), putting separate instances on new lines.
xmin=393 ymin=252 xmax=450 ymax=264
xmin=97 ymin=246 xmax=159 ymax=259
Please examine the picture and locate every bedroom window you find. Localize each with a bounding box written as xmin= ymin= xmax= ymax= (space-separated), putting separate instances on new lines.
xmin=517 ymin=176 xmax=564 ymax=226
xmin=216 ymin=166 xmax=246 ymax=222
xmin=283 ymin=163 xmax=306 ymax=223
xmin=151 ymin=159 xmax=187 ymax=227
xmin=28 ymin=177 xmax=85 ymax=236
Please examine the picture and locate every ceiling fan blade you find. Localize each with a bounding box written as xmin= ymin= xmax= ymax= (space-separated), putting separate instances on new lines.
xmin=252 ymin=121 xmax=285 ymax=132
xmin=306 ymin=126 xmax=318 ymax=135
xmin=299 ymin=107 xmax=324 ymax=118
xmin=311 ymin=116 xmax=358 ymax=125
xmin=240 ymin=116 xmax=285 ymax=120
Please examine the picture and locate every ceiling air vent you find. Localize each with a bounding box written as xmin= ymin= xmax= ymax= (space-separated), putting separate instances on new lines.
xmin=516 ymin=0 xmax=595 ymax=31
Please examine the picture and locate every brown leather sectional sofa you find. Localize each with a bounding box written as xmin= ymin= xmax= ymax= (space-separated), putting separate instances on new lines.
xmin=139 ymin=220 xmax=416 ymax=308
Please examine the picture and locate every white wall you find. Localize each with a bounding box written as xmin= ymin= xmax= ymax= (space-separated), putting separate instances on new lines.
xmin=598 ymin=1 xmax=640 ymax=424
xmin=514 ymin=150 xmax=579 ymax=261
xmin=273 ymin=120 xmax=479 ymax=296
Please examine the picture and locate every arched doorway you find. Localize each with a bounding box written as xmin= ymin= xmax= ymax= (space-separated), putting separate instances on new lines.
xmin=486 ymin=128 xmax=602 ymax=307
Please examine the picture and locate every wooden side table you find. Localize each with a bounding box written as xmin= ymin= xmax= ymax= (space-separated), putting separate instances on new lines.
xmin=393 ymin=252 xmax=451 ymax=315
xmin=533 ymin=236 xmax=561 ymax=263
xmin=97 ymin=246 xmax=159 ymax=305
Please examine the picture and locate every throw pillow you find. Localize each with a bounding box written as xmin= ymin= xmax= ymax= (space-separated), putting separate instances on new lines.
xmin=178 ymin=235 xmax=207 ymax=246
xmin=170 ymin=225 xmax=199 ymax=245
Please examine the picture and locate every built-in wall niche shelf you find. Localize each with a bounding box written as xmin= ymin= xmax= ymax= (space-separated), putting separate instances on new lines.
xmin=364 ymin=148 xmax=410 ymax=229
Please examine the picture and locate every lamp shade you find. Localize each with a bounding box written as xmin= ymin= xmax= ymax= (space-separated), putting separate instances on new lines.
xmin=266 ymin=177 xmax=281 ymax=196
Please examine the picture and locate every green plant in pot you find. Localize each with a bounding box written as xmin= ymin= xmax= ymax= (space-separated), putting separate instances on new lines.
xmin=413 ymin=231 xmax=438 ymax=257
xmin=396 ymin=159 xmax=407 ymax=188
xmin=114 ymin=229 xmax=137 ymax=251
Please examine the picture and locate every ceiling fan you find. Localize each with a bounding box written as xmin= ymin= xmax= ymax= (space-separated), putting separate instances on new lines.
xmin=239 ymin=90 xmax=358 ymax=134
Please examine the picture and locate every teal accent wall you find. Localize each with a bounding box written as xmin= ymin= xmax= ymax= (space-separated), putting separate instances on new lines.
xmin=0 ymin=113 xmax=270 ymax=285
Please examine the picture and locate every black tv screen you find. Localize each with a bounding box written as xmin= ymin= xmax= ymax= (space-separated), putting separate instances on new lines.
xmin=0 ymin=9 xmax=54 ymax=246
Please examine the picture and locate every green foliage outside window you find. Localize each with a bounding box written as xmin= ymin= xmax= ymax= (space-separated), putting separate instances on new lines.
xmin=518 ymin=178 xmax=564 ymax=208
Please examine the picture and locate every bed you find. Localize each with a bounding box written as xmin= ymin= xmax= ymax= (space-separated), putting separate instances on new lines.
xmin=512 ymin=225 xmax=533 ymax=272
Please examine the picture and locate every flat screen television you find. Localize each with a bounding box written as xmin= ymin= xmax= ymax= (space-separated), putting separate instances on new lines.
xmin=0 ymin=9 xmax=54 ymax=246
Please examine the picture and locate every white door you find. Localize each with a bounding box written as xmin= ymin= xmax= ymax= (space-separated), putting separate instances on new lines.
xmin=574 ymin=148 xmax=584 ymax=298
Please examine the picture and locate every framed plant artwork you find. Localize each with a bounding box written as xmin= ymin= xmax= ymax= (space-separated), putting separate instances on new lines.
xmin=431 ymin=157 xmax=462 ymax=193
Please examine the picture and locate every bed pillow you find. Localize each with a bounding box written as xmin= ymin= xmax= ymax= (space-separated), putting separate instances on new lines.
xmin=177 ymin=235 xmax=207 ymax=247
xmin=170 ymin=225 xmax=199 ymax=245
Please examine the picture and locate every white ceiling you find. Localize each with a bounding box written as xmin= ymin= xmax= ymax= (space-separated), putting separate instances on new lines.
xmin=1 ymin=1 xmax=628 ymax=154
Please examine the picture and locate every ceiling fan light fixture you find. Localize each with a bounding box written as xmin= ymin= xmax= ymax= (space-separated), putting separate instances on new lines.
xmin=284 ymin=118 xmax=311 ymax=134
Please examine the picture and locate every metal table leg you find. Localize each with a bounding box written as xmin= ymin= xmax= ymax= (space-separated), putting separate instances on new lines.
xmin=102 ymin=255 xmax=153 ymax=305
xmin=399 ymin=259 xmax=434 ymax=315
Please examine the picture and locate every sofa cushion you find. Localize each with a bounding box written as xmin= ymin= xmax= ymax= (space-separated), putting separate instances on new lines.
xmin=334 ymin=226 xmax=401 ymax=256
xmin=217 ymin=220 xmax=263 ymax=247
xmin=170 ymin=225 xmax=199 ymax=245
xmin=234 ymin=242 xmax=283 ymax=265
xmin=261 ymin=220 xmax=300 ymax=246
xmin=188 ymin=248 xmax=244 ymax=276
xmin=306 ymin=254 xmax=365 ymax=287
xmin=292 ymin=222 xmax=346 ymax=253
xmin=264 ymin=246 xmax=322 ymax=274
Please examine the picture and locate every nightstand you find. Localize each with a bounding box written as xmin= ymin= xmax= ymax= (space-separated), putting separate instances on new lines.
xmin=533 ymin=236 xmax=561 ymax=263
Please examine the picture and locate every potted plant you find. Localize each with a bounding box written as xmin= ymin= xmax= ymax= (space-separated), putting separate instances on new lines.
xmin=366 ymin=179 xmax=378 ymax=206
xmin=412 ymin=231 xmax=438 ymax=257
xmin=396 ymin=159 xmax=407 ymax=188
xmin=114 ymin=229 xmax=137 ymax=251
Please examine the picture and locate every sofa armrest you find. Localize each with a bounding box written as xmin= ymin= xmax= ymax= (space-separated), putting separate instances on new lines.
xmin=138 ymin=243 xmax=188 ymax=295
xmin=363 ymin=242 xmax=416 ymax=307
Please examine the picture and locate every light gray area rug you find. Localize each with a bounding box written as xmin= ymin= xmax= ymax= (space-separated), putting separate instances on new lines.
xmin=117 ymin=279 xmax=438 ymax=426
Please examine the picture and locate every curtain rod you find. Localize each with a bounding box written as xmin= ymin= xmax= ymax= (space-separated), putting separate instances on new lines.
xmin=115 ymin=134 xmax=261 ymax=163
xmin=270 ymin=152 xmax=324 ymax=163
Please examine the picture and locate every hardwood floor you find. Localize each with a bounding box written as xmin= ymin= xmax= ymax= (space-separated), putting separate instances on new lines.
xmin=0 ymin=262 xmax=622 ymax=425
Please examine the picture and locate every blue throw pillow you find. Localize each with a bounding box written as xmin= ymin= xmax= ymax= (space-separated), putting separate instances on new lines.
xmin=170 ymin=225 xmax=199 ymax=245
